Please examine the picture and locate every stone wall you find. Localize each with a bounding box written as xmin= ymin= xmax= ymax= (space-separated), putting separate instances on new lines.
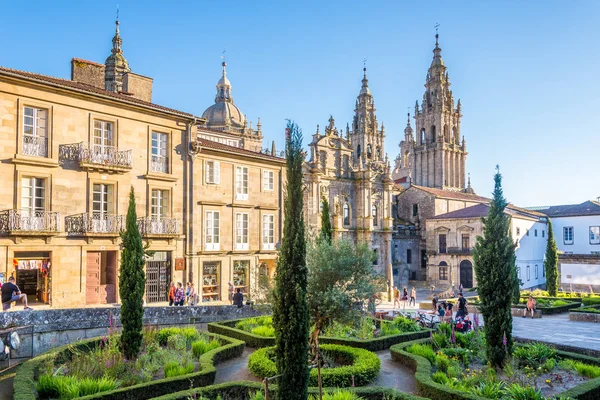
xmin=70 ymin=58 xmax=105 ymax=89
xmin=123 ymin=72 xmax=153 ymax=102
xmin=569 ymin=311 xmax=600 ymax=323
xmin=0 ymin=305 xmax=266 ymax=358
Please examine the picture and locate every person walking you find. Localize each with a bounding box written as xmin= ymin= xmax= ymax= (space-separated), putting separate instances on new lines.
xmin=228 ymin=281 xmax=235 ymax=305
xmin=233 ymin=288 xmax=244 ymax=308
xmin=393 ymin=286 xmax=400 ymax=309
xmin=401 ymin=287 xmax=409 ymax=310
xmin=1 ymin=276 xmax=33 ymax=311
xmin=168 ymin=282 xmax=176 ymax=306
xmin=456 ymin=292 xmax=468 ymax=318
xmin=174 ymin=282 xmax=185 ymax=306
xmin=185 ymin=282 xmax=191 ymax=305
xmin=188 ymin=283 xmax=197 ymax=306
xmin=409 ymin=287 xmax=416 ymax=307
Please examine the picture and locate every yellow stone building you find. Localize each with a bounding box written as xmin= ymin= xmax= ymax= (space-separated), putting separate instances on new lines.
xmin=0 ymin=21 xmax=283 ymax=307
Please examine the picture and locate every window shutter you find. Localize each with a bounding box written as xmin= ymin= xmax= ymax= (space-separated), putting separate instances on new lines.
xmin=214 ymin=161 xmax=220 ymax=184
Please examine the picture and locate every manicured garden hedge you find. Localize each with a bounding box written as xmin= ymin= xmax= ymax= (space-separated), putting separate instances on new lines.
xmin=469 ymin=296 xmax=581 ymax=315
xmin=390 ymin=338 xmax=600 ymax=400
xmin=248 ymin=344 xmax=381 ymax=387
xmin=570 ymin=304 xmax=600 ymax=313
xmin=13 ymin=333 xmax=245 ymax=400
xmin=208 ymin=318 xmax=431 ymax=351
xmin=149 ymin=381 xmax=427 ymax=400
xmin=583 ymin=297 xmax=600 ymax=306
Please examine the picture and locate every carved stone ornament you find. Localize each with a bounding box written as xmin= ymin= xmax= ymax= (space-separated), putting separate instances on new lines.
xmin=320 ymin=185 xmax=329 ymax=196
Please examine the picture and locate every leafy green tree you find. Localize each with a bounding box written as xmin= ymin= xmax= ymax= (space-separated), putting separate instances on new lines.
xmin=319 ymin=197 xmax=333 ymax=244
xmin=306 ymin=238 xmax=385 ymax=397
xmin=119 ymin=187 xmax=146 ymax=360
xmin=272 ymin=121 xmax=309 ymax=400
xmin=544 ymin=218 xmax=559 ymax=296
xmin=473 ymin=167 xmax=518 ymax=368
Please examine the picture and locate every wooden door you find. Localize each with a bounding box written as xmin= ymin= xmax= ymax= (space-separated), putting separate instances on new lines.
xmin=460 ymin=260 xmax=474 ymax=289
xmin=86 ymin=252 xmax=101 ymax=304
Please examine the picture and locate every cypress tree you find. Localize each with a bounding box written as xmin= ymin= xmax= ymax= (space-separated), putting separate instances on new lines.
xmin=272 ymin=121 xmax=309 ymax=400
xmin=119 ymin=187 xmax=146 ymax=360
xmin=319 ymin=197 xmax=333 ymax=244
xmin=472 ymin=167 xmax=518 ymax=368
xmin=544 ymin=218 xmax=559 ymax=296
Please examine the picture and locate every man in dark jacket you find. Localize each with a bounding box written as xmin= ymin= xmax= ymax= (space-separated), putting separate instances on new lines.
xmin=233 ymin=288 xmax=244 ymax=308
xmin=2 ymin=276 xmax=33 ymax=311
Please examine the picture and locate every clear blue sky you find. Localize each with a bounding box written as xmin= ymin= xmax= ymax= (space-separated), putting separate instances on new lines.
xmin=1 ymin=0 xmax=598 ymax=206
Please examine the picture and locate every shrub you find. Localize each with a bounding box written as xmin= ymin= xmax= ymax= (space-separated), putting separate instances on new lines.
xmin=251 ymin=325 xmax=276 ymax=337
xmin=235 ymin=316 xmax=273 ymax=333
xmin=406 ymin=343 xmax=436 ymax=364
xmin=431 ymin=333 xmax=448 ymax=349
xmin=192 ymin=339 xmax=221 ymax=358
xmin=164 ymin=361 xmax=195 ymax=378
xmin=559 ymin=359 xmax=600 ymax=378
xmin=582 ymin=297 xmax=600 ymax=306
xmin=441 ymin=347 xmax=470 ymax=366
xmin=156 ymin=327 xmax=183 ymax=346
xmin=36 ymin=374 xmax=119 ymax=399
xmin=434 ymin=353 xmax=451 ymax=373
xmin=308 ymin=390 xmax=363 ymax=400
xmin=513 ymin=343 xmax=557 ymax=368
xmin=503 ymin=383 xmax=544 ymax=400
xmin=247 ymin=345 xmax=380 ymax=387
xmin=470 ymin=381 xmax=506 ymax=398
xmin=431 ymin=371 xmax=449 ymax=385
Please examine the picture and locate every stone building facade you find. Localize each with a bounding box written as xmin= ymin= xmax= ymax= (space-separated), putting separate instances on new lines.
xmin=303 ymin=69 xmax=394 ymax=294
xmin=0 ymin=21 xmax=284 ymax=308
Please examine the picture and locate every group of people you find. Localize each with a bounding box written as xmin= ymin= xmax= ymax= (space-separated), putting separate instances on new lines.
xmin=393 ymin=286 xmax=416 ymax=309
xmin=432 ymin=292 xmax=469 ymax=322
xmin=168 ymin=282 xmax=197 ymax=306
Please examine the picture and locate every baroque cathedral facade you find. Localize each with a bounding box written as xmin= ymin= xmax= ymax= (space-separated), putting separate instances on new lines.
xmin=303 ymin=69 xmax=395 ymax=292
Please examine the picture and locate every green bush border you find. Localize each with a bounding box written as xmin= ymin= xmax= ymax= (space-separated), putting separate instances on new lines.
xmin=13 ymin=332 xmax=245 ymax=400
xmin=570 ymin=304 xmax=600 ymax=313
xmin=248 ymin=344 xmax=381 ymax=387
xmin=149 ymin=381 xmax=428 ymax=400
xmin=390 ymin=338 xmax=600 ymax=400
xmin=468 ymin=296 xmax=581 ymax=315
xmin=208 ymin=318 xmax=432 ymax=351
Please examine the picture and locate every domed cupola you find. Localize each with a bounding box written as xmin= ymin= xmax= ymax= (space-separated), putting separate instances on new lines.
xmin=201 ymin=62 xmax=246 ymax=132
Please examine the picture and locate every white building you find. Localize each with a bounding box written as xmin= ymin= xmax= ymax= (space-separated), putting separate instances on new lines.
xmin=425 ymin=203 xmax=547 ymax=290
xmin=531 ymin=201 xmax=600 ymax=291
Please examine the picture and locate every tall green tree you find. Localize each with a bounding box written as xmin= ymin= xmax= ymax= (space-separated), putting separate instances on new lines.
xmin=473 ymin=167 xmax=518 ymax=368
xmin=319 ymin=197 xmax=333 ymax=244
xmin=544 ymin=218 xmax=559 ymax=296
xmin=119 ymin=187 xmax=146 ymax=360
xmin=272 ymin=121 xmax=309 ymax=400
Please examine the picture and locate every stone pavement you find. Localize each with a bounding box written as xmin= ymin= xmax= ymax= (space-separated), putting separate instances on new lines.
xmin=513 ymin=313 xmax=600 ymax=351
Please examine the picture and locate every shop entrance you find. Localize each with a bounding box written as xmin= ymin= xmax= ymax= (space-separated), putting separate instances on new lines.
xmin=14 ymin=251 xmax=51 ymax=305
xmin=86 ymin=251 xmax=117 ymax=304
xmin=146 ymin=252 xmax=171 ymax=303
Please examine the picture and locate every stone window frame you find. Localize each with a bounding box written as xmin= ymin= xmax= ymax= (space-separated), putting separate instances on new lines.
xmin=262 ymin=169 xmax=274 ymax=192
xmin=147 ymin=126 xmax=173 ymax=175
xmin=15 ymin=168 xmax=53 ymax=212
xmin=235 ymin=165 xmax=249 ymax=201
xmin=205 ymin=159 xmax=220 ymax=185
xmin=262 ymin=213 xmax=275 ymax=251
xmin=439 ymin=262 xmax=448 ymax=281
xmin=204 ymin=210 xmax=220 ymax=251
xmin=16 ymin=98 xmax=54 ymax=159
xmin=343 ymin=203 xmax=351 ymax=227
xmin=89 ymin=179 xmax=119 ymax=216
xmin=235 ymin=212 xmax=249 ymax=251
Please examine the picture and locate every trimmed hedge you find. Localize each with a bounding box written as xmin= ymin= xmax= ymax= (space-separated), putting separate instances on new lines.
xmin=149 ymin=381 xmax=427 ymax=400
xmin=583 ymin=297 xmax=600 ymax=306
xmin=469 ymin=296 xmax=581 ymax=315
xmin=208 ymin=318 xmax=431 ymax=351
xmin=390 ymin=338 xmax=600 ymax=400
xmin=248 ymin=344 xmax=381 ymax=387
xmin=570 ymin=304 xmax=600 ymax=313
xmin=14 ymin=332 xmax=245 ymax=400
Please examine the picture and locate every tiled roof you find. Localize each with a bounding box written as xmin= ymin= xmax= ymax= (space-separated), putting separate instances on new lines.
xmin=0 ymin=65 xmax=196 ymax=118
xmin=198 ymin=138 xmax=286 ymax=163
xmin=411 ymin=185 xmax=491 ymax=203
xmin=529 ymin=201 xmax=600 ymax=217
xmin=431 ymin=203 xmax=545 ymax=221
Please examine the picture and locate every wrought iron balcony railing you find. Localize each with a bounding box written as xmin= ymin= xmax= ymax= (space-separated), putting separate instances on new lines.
xmin=0 ymin=209 xmax=59 ymax=233
xmin=78 ymin=142 xmax=132 ymax=170
xmin=65 ymin=213 xmax=124 ymax=235
xmin=137 ymin=216 xmax=180 ymax=236
xmin=22 ymin=135 xmax=48 ymax=157
xmin=150 ymin=154 xmax=169 ymax=173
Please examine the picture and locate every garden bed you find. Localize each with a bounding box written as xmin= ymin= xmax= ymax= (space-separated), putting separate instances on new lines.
xmin=390 ymin=328 xmax=600 ymax=400
xmin=468 ymin=296 xmax=581 ymax=315
xmin=208 ymin=315 xmax=431 ymax=351
xmin=14 ymin=328 xmax=245 ymax=400
xmin=248 ymin=344 xmax=381 ymax=387
xmin=149 ymin=380 xmax=428 ymax=400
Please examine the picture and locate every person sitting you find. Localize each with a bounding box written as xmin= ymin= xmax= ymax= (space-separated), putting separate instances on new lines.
xmin=436 ymin=302 xmax=446 ymax=318
xmin=444 ymin=301 xmax=454 ymax=322
xmin=523 ymin=296 xmax=537 ymax=318
xmin=233 ymin=288 xmax=244 ymax=308
xmin=2 ymin=276 xmax=33 ymax=311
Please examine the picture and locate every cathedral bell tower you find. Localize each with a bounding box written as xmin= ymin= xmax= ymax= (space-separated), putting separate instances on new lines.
xmin=412 ymin=34 xmax=467 ymax=190
xmin=351 ymin=68 xmax=385 ymax=167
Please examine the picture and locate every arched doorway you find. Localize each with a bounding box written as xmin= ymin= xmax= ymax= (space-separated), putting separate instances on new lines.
xmin=460 ymin=260 xmax=473 ymax=288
